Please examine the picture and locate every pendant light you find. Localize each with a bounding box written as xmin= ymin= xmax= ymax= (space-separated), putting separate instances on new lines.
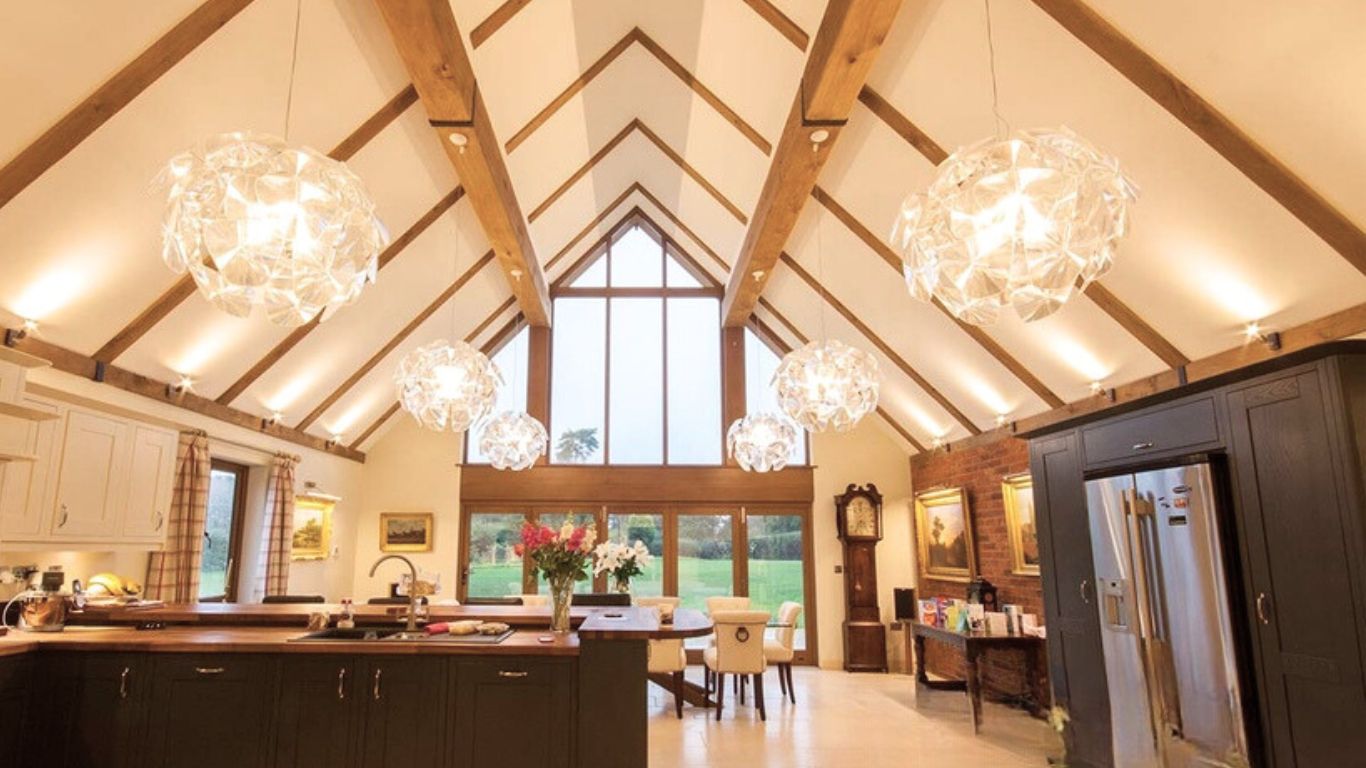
xmin=727 ymin=412 xmax=798 ymax=473
xmin=479 ymin=327 xmax=547 ymax=471
xmin=158 ymin=1 xmax=386 ymax=327
xmin=890 ymin=0 xmax=1137 ymax=326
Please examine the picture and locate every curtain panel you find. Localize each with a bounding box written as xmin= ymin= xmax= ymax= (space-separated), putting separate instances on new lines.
xmin=260 ymin=452 xmax=299 ymax=597
xmin=144 ymin=431 xmax=211 ymax=602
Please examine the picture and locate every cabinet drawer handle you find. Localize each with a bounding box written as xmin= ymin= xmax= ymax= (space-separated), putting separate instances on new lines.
xmin=119 ymin=667 xmax=130 ymax=700
xmin=1131 ymin=441 xmax=1155 ymax=451
xmin=337 ymin=668 xmax=347 ymax=701
xmin=1079 ymin=579 xmax=1091 ymax=605
xmin=1256 ymin=593 xmax=1271 ymax=625
xmin=58 ymin=504 xmax=69 ymax=527
xmin=155 ymin=512 xmax=164 ymax=531
xmin=194 ymin=667 xmax=225 ymax=675
xmin=498 ymin=670 xmax=529 ymax=679
xmin=373 ymin=669 xmax=383 ymax=701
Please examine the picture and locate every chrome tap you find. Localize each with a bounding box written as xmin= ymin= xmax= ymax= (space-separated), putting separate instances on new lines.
xmin=368 ymin=554 xmax=424 ymax=638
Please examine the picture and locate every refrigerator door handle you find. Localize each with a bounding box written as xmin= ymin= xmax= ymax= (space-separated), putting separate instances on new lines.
xmin=1079 ymin=579 xmax=1091 ymax=605
xmin=1123 ymin=491 xmax=1155 ymax=640
xmin=1256 ymin=592 xmax=1271 ymax=625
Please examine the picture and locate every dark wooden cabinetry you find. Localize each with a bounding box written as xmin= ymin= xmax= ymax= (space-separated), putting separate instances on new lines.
xmin=143 ymin=655 xmax=277 ymax=768
xmin=37 ymin=653 xmax=151 ymax=768
xmin=357 ymin=657 xmax=450 ymax=768
xmin=450 ymin=658 xmax=575 ymax=768
xmin=0 ymin=655 xmax=31 ymax=760
xmin=1027 ymin=344 xmax=1366 ymax=768
xmin=274 ymin=657 xmax=359 ymax=768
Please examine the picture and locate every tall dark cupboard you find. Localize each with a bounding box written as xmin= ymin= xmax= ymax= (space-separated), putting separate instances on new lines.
xmin=1027 ymin=343 xmax=1366 ymax=767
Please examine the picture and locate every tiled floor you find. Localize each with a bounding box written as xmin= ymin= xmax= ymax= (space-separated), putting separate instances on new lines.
xmin=647 ymin=667 xmax=1060 ymax=767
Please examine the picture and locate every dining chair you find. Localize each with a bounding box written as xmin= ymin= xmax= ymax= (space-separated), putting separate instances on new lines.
xmin=572 ymin=593 xmax=632 ymax=607
xmin=703 ymin=596 xmax=752 ymax=698
xmin=764 ymin=601 xmax=803 ymax=704
xmin=703 ymin=610 xmax=771 ymax=721
xmin=262 ymin=594 xmax=325 ymax=604
xmin=637 ymin=596 xmax=686 ymax=718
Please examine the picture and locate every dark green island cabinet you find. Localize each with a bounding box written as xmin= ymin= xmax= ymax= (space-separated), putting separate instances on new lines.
xmin=2 ymin=650 xmax=588 ymax=768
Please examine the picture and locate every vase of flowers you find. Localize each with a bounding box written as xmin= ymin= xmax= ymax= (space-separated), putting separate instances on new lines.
xmin=593 ymin=540 xmax=653 ymax=595
xmin=516 ymin=518 xmax=596 ymax=633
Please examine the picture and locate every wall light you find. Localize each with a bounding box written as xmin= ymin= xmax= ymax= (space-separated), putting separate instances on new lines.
xmin=262 ymin=411 xmax=283 ymax=429
xmin=167 ymin=374 xmax=194 ymax=398
xmin=1245 ymin=321 xmax=1282 ymax=351
xmin=4 ymin=318 xmax=38 ymax=346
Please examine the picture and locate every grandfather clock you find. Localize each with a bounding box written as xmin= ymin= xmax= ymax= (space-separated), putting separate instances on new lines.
xmin=836 ymin=483 xmax=888 ymax=672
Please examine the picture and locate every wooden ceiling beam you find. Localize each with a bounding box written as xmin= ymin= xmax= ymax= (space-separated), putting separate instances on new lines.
xmin=347 ymin=297 xmax=520 ymax=450
xmin=749 ymin=307 xmax=925 ymax=452
xmin=0 ymin=0 xmax=255 ymax=212
xmin=545 ymin=183 xmax=644 ymax=273
xmin=634 ymin=186 xmax=731 ymax=274
xmin=856 ymin=85 xmax=1190 ymax=369
xmin=721 ymin=0 xmax=905 ymax=326
xmin=294 ymin=250 xmax=497 ymax=431
xmin=469 ymin=0 xmax=533 ymax=48
xmin=3 ymin=335 xmax=364 ymax=462
xmin=810 ymin=186 xmax=1064 ymax=407
xmin=942 ymin=299 xmax=1366 ymax=455
xmin=740 ymin=0 xmax=810 ymax=51
xmin=528 ymin=119 xmax=746 ymax=225
xmin=91 ymin=83 xmax=423 ymax=364
xmin=505 ymin=28 xmax=770 ymax=155
xmin=214 ymin=186 xmax=464 ymax=405
xmin=1032 ymin=0 xmax=1366 ymax=277
xmin=777 ymin=252 xmax=981 ymax=435
xmin=374 ymin=0 xmax=551 ymax=326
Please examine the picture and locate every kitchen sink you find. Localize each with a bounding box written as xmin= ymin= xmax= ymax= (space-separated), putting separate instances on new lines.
xmin=291 ymin=627 xmax=515 ymax=644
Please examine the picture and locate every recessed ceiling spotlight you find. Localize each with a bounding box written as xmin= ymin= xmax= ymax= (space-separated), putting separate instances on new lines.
xmin=1245 ymin=321 xmax=1282 ymax=351
xmin=447 ymin=132 xmax=469 ymax=153
xmin=809 ymin=128 xmax=831 ymax=144
xmin=751 ymin=269 xmax=766 ymax=281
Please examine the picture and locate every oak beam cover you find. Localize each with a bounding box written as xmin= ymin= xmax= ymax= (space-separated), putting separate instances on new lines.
xmin=374 ymin=0 xmax=552 ymax=326
xmin=721 ymin=0 xmax=904 ymax=326
xmin=214 ymin=186 xmax=465 ymax=406
xmin=469 ymin=0 xmax=533 ymax=48
xmin=0 ymin=0 xmax=255 ymax=212
xmin=740 ymin=0 xmax=811 ymax=51
xmin=1032 ymin=0 xmax=1366 ymax=277
xmin=92 ymin=83 xmax=424 ymax=364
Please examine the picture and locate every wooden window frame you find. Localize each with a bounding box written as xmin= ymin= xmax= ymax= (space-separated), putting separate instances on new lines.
xmin=200 ymin=459 xmax=249 ymax=603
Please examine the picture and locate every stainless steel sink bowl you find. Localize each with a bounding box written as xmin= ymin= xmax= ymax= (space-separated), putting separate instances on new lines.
xmin=291 ymin=627 xmax=428 ymax=642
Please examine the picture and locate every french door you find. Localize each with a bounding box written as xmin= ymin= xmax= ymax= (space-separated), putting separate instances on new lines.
xmin=459 ymin=504 xmax=816 ymax=663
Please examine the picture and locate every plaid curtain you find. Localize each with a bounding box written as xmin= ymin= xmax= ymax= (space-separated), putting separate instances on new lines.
xmin=261 ymin=453 xmax=299 ymax=597
xmin=145 ymin=432 xmax=211 ymax=602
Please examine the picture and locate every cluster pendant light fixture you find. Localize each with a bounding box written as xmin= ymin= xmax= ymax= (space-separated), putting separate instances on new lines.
xmin=478 ymin=322 xmax=548 ymax=471
xmin=891 ymin=0 xmax=1137 ymax=326
xmin=158 ymin=1 xmax=386 ymax=327
xmin=726 ymin=412 xmax=798 ymax=473
xmin=394 ymin=339 xmax=502 ymax=433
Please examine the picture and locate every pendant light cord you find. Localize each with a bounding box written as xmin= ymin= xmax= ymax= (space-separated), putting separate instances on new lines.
xmin=984 ymin=0 xmax=1009 ymax=138
xmin=282 ymin=0 xmax=303 ymax=141
xmin=816 ymin=210 xmax=829 ymax=344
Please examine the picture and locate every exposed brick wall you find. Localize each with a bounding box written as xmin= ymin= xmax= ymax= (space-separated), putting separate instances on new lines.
xmin=908 ymin=437 xmax=1049 ymax=712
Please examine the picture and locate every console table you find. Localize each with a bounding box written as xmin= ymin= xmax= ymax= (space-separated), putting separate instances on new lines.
xmin=909 ymin=621 xmax=1046 ymax=733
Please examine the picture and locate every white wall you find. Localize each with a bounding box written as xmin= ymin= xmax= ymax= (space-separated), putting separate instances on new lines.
xmin=810 ymin=422 xmax=917 ymax=670
xmin=350 ymin=416 xmax=463 ymax=601
xmin=3 ymin=368 xmax=365 ymax=600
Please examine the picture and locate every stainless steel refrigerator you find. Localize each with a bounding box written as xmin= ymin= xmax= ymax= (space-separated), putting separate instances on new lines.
xmin=1085 ymin=462 xmax=1250 ymax=767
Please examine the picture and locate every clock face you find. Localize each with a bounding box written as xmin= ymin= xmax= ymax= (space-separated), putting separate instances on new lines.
xmin=847 ymin=496 xmax=878 ymax=538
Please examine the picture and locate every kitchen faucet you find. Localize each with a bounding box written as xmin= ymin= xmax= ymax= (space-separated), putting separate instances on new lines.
xmin=368 ymin=554 xmax=425 ymax=639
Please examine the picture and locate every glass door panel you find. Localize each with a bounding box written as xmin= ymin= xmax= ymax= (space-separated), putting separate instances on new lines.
xmin=747 ymin=513 xmax=808 ymax=650
xmin=676 ymin=513 xmax=735 ymax=613
xmin=606 ymin=512 xmax=664 ymax=597
xmin=465 ymin=513 xmax=528 ymax=599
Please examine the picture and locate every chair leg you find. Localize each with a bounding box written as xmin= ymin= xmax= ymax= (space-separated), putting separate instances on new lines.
xmin=739 ymin=673 xmax=746 ymax=705
xmin=715 ymin=673 xmax=725 ymax=721
xmin=785 ymin=663 xmax=796 ymax=704
xmin=673 ymin=671 xmax=684 ymax=719
xmin=777 ymin=665 xmax=788 ymax=697
xmin=754 ymin=673 xmax=766 ymax=721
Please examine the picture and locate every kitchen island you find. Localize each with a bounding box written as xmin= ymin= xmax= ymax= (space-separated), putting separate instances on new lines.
xmin=0 ymin=603 xmax=711 ymax=768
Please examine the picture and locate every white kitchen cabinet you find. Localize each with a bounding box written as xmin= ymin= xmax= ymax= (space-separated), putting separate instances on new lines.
xmin=122 ymin=425 xmax=178 ymax=540
xmin=49 ymin=408 xmax=132 ymax=539
xmin=0 ymin=396 xmax=63 ymax=539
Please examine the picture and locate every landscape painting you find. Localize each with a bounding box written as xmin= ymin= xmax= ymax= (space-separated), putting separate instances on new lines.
xmin=381 ymin=513 xmax=433 ymax=552
xmin=1002 ymin=473 xmax=1040 ymax=576
xmin=914 ymin=487 xmax=976 ymax=582
xmin=291 ymin=497 xmax=332 ymax=561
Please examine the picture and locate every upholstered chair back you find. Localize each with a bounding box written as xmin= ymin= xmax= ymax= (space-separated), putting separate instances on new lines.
xmin=712 ymin=610 xmax=771 ymax=675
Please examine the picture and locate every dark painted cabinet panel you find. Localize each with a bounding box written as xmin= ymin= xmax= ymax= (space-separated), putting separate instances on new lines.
xmin=1030 ymin=432 xmax=1111 ymax=768
xmin=0 ymin=655 xmax=31 ymax=763
xmin=1226 ymin=366 xmax=1366 ymax=767
xmin=274 ymin=656 xmax=359 ymax=768
xmin=357 ymin=657 xmax=448 ymax=768
xmin=451 ymin=658 xmax=574 ymax=768
xmin=143 ymin=655 xmax=277 ymax=768
xmin=41 ymin=653 xmax=150 ymax=768
xmin=1081 ymin=394 xmax=1220 ymax=468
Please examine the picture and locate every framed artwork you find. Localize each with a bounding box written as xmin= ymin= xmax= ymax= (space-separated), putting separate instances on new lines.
xmin=1002 ymin=472 xmax=1040 ymax=576
xmin=380 ymin=512 xmax=434 ymax=552
xmin=914 ymin=487 xmax=976 ymax=583
xmin=291 ymin=496 xmax=333 ymax=561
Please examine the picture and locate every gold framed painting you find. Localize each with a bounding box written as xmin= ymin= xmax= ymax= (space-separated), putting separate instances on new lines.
xmin=291 ymin=496 xmax=333 ymax=561
xmin=914 ymin=487 xmax=976 ymax=582
xmin=380 ymin=513 xmax=434 ymax=553
xmin=1002 ymin=472 xmax=1040 ymax=576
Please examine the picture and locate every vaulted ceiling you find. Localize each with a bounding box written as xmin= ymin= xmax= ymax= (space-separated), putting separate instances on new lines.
xmin=2 ymin=0 xmax=1363 ymax=461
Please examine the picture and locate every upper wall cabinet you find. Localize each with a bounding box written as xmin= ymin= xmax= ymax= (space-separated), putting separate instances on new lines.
xmin=0 ymin=394 xmax=177 ymax=550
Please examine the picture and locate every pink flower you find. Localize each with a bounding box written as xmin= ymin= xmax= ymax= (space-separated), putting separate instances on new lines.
xmin=538 ymin=526 xmax=556 ymax=547
xmin=566 ymin=527 xmax=585 ymax=551
xmin=513 ymin=543 xmax=524 ymax=557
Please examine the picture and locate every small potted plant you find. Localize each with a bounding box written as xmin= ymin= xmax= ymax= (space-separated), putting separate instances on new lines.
xmin=593 ymin=540 xmax=653 ymax=594
xmin=515 ymin=518 xmax=596 ymax=633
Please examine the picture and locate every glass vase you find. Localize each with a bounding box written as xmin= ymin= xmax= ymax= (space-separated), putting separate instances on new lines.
xmin=613 ymin=575 xmax=631 ymax=595
xmin=548 ymin=572 xmax=574 ymax=634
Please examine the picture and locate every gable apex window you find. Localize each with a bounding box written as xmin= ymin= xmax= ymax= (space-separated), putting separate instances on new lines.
xmin=549 ymin=214 xmax=722 ymax=465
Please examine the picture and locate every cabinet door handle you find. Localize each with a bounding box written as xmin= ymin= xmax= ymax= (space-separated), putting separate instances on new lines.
xmin=119 ymin=667 xmax=130 ymax=700
xmin=498 ymin=670 xmax=529 ymax=679
xmin=194 ymin=667 xmax=225 ymax=675
xmin=373 ymin=669 xmax=383 ymax=701
xmin=155 ymin=511 xmax=164 ymax=531
xmin=337 ymin=668 xmax=347 ymax=700
xmin=58 ymin=504 xmax=69 ymax=527
xmin=1079 ymin=579 xmax=1091 ymax=605
xmin=1256 ymin=592 xmax=1271 ymax=625
xmin=1131 ymin=441 xmax=1155 ymax=451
